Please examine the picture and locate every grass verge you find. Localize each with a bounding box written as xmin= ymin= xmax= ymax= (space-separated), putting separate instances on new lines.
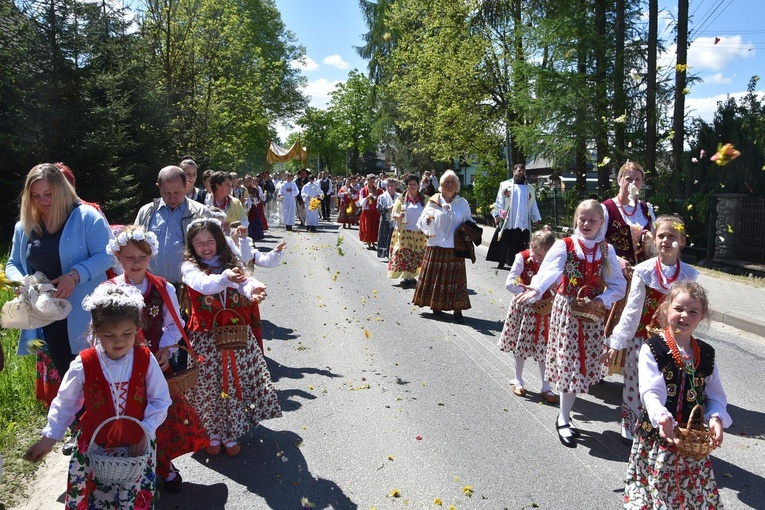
xmin=0 ymin=278 xmax=48 ymax=508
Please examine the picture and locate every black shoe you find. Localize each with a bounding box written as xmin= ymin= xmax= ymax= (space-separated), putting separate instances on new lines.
xmin=432 ymin=310 xmax=442 ymax=316
xmin=286 ymin=226 xmax=293 ymax=231
xmin=453 ymin=311 xmax=465 ymax=324
xmin=556 ymin=418 xmax=577 ymax=448
xmin=62 ymin=438 xmax=76 ymax=456
xmin=569 ymin=425 xmax=582 ymax=438
xmin=164 ymin=471 xmax=183 ymax=493
xmin=497 ymin=264 xmax=505 ymax=269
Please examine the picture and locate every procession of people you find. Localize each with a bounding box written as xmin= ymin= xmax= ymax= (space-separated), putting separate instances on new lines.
xmin=4 ymin=158 xmax=732 ymax=510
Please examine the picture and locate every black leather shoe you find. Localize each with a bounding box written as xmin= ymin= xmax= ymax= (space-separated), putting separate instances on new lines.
xmin=569 ymin=425 xmax=582 ymax=438
xmin=62 ymin=438 xmax=76 ymax=456
xmin=453 ymin=311 xmax=465 ymax=324
xmin=164 ymin=471 xmax=183 ymax=493
xmin=432 ymin=310 xmax=442 ymax=316
xmin=556 ymin=419 xmax=577 ymax=448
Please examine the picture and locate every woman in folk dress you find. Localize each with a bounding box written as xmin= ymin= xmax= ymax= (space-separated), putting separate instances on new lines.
xmin=388 ymin=174 xmax=427 ymax=288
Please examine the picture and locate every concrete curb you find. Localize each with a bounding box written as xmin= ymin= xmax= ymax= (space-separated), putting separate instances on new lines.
xmin=711 ymin=310 xmax=765 ymax=337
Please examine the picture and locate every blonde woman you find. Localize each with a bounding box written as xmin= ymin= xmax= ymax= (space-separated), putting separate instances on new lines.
xmin=6 ymin=164 xmax=113 ymax=445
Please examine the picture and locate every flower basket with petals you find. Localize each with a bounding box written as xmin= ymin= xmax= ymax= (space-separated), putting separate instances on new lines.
xmin=571 ymin=285 xmax=606 ymax=323
xmin=161 ymin=344 xmax=199 ymax=396
xmin=212 ymin=308 xmax=248 ymax=350
xmin=675 ymin=404 xmax=716 ymax=461
xmin=89 ymin=416 xmax=152 ymax=486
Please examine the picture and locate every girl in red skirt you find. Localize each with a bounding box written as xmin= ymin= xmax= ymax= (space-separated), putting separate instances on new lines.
xmin=107 ymin=225 xmax=208 ymax=492
xmin=357 ymin=174 xmax=381 ymax=249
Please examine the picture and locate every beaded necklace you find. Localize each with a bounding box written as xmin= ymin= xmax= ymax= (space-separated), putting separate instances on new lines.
xmin=616 ymin=196 xmax=639 ymax=218
xmin=655 ymin=258 xmax=681 ymax=290
xmin=577 ymin=239 xmax=599 ymax=284
xmin=664 ymin=326 xmax=700 ymax=372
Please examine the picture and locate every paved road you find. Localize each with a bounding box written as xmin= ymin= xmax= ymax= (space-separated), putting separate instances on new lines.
xmin=15 ymin=221 xmax=765 ymax=509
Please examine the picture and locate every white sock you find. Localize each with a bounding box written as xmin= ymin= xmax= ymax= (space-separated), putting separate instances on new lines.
xmin=538 ymin=361 xmax=552 ymax=392
xmin=513 ymin=357 xmax=526 ymax=387
xmin=559 ymin=392 xmax=577 ymax=425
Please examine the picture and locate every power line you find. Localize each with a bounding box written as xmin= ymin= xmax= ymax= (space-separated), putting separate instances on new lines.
xmin=691 ymin=0 xmax=734 ymax=38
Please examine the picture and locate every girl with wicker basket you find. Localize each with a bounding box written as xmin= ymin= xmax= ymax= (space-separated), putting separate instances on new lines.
xmin=182 ymin=219 xmax=281 ymax=458
xmin=516 ymin=200 xmax=627 ymax=448
xmin=498 ymin=229 xmax=559 ymax=404
xmin=603 ymin=215 xmax=699 ymax=442
xmin=106 ymin=225 xmax=208 ymax=493
xmin=624 ymin=281 xmax=730 ymax=509
xmin=25 ymin=284 xmax=172 ymax=509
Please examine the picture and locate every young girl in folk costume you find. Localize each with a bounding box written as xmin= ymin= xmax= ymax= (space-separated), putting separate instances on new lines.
xmin=106 ymin=225 xmax=208 ymax=492
xmin=337 ymin=177 xmax=360 ymax=228
xmin=357 ymin=174 xmax=382 ymax=250
xmin=25 ymin=284 xmax=172 ymax=509
xmin=498 ymin=229 xmax=559 ymax=404
xmin=245 ymin=176 xmax=267 ymax=241
xmin=624 ymin=281 xmax=730 ymax=509
xmin=227 ymin=226 xmax=286 ymax=353
xmin=605 ymin=216 xmax=699 ymax=441
xmin=182 ymin=219 xmax=281 ymax=457
xmin=516 ymin=200 xmax=627 ymax=447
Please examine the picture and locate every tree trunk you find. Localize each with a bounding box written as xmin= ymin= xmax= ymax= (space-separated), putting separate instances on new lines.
xmin=594 ymin=0 xmax=609 ymax=196
xmin=614 ymin=0 xmax=626 ymax=159
xmin=646 ymin=0 xmax=658 ymax=181
xmin=673 ymin=0 xmax=689 ymax=173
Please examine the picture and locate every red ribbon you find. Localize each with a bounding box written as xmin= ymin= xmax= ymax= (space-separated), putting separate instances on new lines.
xmin=221 ymin=350 xmax=243 ymax=400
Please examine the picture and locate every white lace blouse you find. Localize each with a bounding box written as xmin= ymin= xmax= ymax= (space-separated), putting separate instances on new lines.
xmin=42 ymin=346 xmax=171 ymax=441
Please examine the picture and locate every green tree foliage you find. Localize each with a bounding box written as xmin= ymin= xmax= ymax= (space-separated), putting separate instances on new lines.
xmin=328 ymin=69 xmax=377 ymax=174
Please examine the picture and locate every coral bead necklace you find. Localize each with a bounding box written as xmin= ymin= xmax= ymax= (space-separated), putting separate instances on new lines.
xmin=655 ymin=258 xmax=681 ymax=290
xmin=664 ymin=326 xmax=700 ymax=372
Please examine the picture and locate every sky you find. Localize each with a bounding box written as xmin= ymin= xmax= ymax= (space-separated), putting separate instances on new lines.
xmin=274 ymin=0 xmax=765 ymax=141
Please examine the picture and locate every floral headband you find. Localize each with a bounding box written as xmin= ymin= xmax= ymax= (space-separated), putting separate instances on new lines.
xmin=107 ymin=228 xmax=159 ymax=256
xmin=82 ymin=282 xmax=145 ymax=312
xmin=186 ymin=217 xmax=223 ymax=233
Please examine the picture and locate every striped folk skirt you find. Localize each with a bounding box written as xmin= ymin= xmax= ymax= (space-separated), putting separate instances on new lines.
xmin=412 ymin=246 xmax=470 ymax=311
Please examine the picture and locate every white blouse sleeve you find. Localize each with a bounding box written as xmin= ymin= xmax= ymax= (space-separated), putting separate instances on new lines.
xmin=596 ymin=244 xmax=627 ymax=309
xmin=607 ymin=275 xmax=647 ymax=350
xmin=42 ymin=357 xmax=86 ymax=440
xmin=181 ymin=261 xmax=237 ymax=295
xmin=528 ymin=239 xmax=567 ymax=300
xmin=638 ymin=343 xmax=675 ymax=427
xmin=159 ymin=282 xmax=184 ymax=351
xmin=505 ymin=253 xmax=526 ymax=294
xmin=703 ymin=363 xmax=732 ymax=428
xmin=254 ymin=249 xmax=284 ymax=268
xmin=240 ymin=275 xmax=267 ymax=299
xmin=142 ymin=355 xmax=172 ymax=439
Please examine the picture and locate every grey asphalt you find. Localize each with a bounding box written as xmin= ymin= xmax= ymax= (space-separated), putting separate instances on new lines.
xmin=153 ymin=222 xmax=763 ymax=510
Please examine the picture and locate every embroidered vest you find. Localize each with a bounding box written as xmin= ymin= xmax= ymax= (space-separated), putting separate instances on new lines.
xmin=556 ymin=237 xmax=605 ymax=298
xmin=635 ymin=335 xmax=715 ymax=442
xmin=636 ymin=287 xmax=666 ymax=338
xmin=185 ymin=267 xmax=254 ymax=333
xmin=77 ymin=346 xmax=150 ymax=452
xmin=603 ymin=198 xmax=650 ymax=265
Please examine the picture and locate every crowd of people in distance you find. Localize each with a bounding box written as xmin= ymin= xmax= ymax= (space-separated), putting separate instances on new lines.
xmin=4 ymin=157 xmax=731 ymax=510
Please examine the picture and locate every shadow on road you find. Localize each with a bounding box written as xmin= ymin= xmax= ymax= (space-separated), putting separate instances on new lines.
xmin=727 ymin=403 xmax=765 ymax=440
xmin=714 ymin=455 xmax=765 ymax=509
xmin=266 ymin=358 xmax=343 ymax=383
xmin=161 ymin=426 xmax=357 ymax=510
xmin=262 ymin=320 xmax=300 ymax=341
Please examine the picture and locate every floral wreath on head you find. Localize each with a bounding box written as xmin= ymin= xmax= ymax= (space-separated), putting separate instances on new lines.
xmin=82 ymin=282 xmax=145 ymax=312
xmin=107 ymin=228 xmax=159 ymax=257
xmin=186 ymin=216 xmax=223 ymax=233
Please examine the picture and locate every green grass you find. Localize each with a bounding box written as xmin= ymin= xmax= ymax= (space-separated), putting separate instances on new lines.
xmin=0 ymin=276 xmax=48 ymax=507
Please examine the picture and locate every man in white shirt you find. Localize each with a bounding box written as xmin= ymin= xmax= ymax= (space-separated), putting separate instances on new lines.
xmin=486 ymin=164 xmax=541 ymax=269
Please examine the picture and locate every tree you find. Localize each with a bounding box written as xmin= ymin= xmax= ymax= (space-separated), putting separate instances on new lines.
xmin=328 ymin=69 xmax=376 ymax=174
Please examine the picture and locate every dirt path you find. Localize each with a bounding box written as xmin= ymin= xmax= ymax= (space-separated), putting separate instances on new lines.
xmin=12 ymin=445 xmax=68 ymax=509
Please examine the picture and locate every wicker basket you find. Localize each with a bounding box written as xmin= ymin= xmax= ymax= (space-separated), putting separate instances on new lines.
xmin=213 ymin=308 xmax=249 ymax=350
xmin=163 ymin=344 xmax=199 ymax=397
xmin=571 ymin=286 xmax=606 ymax=323
xmin=88 ymin=415 xmax=151 ymax=486
xmin=530 ymin=296 xmax=553 ymax=316
xmin=675 ymin=404 xmax=716 ymax=461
